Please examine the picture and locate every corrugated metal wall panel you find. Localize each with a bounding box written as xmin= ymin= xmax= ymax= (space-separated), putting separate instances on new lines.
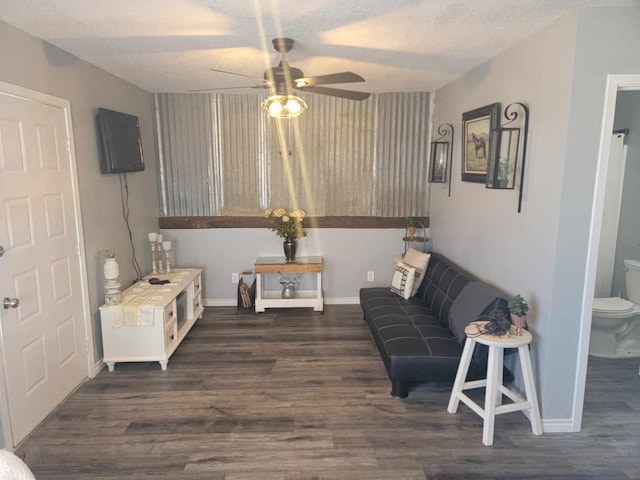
xmin=322 ymin=97 xmax=377 ymax=216
xmin=375 ymin=92 xmax=430 ymax=217
xmin=264 ymin=116 xmax=302 ymax=210
xmin=265 ymin=95 xmax=377 ymax=216
xmin=155 ymin=91 xmax=430 ymax=218
xmin=217 ymin=93 xmax=263 ymax=215
xmin=154 ymin=93 xmax=216 ymax=216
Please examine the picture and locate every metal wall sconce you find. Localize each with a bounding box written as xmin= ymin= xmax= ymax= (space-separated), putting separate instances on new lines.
xmin=485 ymin=102 xmax=529 ymax=212
xmin=429 ymin=123 xmax=454 ymax=197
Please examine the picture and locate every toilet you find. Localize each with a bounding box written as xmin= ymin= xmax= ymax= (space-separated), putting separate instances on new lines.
xmin=590 ymin=259 xmax=640 ymax=358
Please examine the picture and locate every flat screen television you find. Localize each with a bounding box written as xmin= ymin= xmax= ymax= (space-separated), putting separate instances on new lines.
xmin=96 ymin=107 xmax=145 ymax=174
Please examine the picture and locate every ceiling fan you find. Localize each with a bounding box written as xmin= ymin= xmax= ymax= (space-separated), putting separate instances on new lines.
xmin=191 ymin=38 xmax=370 ymax=117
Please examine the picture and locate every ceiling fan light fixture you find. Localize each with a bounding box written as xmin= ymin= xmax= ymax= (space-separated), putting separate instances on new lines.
xmin=262 ymin=94 xmax=307 ymax=118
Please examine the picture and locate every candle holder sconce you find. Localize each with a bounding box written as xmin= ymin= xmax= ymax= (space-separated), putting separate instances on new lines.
xmin=428 ymin=123 xmax=454 ymax=197
xmin=485 ymin=102 xmax=529 ymax=213
xmin=148 ymin=233 xmax=158 ymax=274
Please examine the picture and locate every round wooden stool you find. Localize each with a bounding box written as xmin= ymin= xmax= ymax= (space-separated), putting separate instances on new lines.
xmin=447 ymin=322 xmax=543 ymax=446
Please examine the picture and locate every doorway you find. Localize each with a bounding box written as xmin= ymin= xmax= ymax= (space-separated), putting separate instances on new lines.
xmin=0 ymin=82 xmax=94 ymax=449
xmin=574 ymin=75 xmax=640 ymax=431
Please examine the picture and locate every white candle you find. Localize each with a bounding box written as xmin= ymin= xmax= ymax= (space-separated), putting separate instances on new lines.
xmin=156 ymin=234 xmax=163 ymax=243
xmin=162 ymin=241 xmax=172 ymax=251
xmin=148 ymin=232 xmax=157 ymax=242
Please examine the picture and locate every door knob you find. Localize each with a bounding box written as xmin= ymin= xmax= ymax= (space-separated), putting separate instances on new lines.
xmin=2 ymin=297 xmax=20 ymax=309
xmin=0 ymin=245 xmax=5 ymax=258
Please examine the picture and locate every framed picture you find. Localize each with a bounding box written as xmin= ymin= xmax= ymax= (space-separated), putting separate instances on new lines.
xmin=461 ymin=103 xmax=500 ymax=183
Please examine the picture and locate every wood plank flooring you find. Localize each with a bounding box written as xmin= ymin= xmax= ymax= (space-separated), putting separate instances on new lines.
xmin=15 ymin=306 xmax=640 ymax=479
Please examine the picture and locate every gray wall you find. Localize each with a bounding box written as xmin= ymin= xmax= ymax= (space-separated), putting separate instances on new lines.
xmin=612 ymin=91 xmax=640 ymax=298
xmin=430 ymin=12 xmax=578 ymax=419
xmin=161 ymin=227 xmax=418 ymax=303
xmin=431 ymin=5 xmax=640 ymax=422
xmin=0 ymin=21 xmax=160 ymax=365
xmin=547 ymin=6 xmax=640 ymax=420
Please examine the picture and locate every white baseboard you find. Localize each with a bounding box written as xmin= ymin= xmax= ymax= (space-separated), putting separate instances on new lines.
xmin=203 ymin=299 xmax=237 ymax=307
xmin=520 ymin=405 xmax=575 ymax=433
xmin=203 ymin=297 xmax=360 ymax=307
xmin=325 ymin=297 xmax=360 ymax=305
xmin=542 ymin=417 xmax=577 ymax=433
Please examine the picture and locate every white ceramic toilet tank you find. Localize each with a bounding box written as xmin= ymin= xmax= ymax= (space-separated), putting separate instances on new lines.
xmin=624 ymin=259 xmax=640 ymax=303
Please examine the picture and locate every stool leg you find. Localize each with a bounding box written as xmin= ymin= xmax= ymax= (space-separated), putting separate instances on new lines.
xmin=518 ymin=345 xmax=543 ymax=435
xmin=495 ymin=345 xmax=504 ymax=406
xmin=447 ymin=337 xmax=476 ymax=413
xmin=482 ymin=345 xmax=500 ymax=446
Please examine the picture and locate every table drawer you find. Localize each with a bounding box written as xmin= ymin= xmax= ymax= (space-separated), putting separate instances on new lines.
xmin=193 ymin=291 xmax=201 ymax=312
xmin=163 ymin=299 xmax=177 ymax=327
xmin=164 ymin=319 xmax=177 ymax=350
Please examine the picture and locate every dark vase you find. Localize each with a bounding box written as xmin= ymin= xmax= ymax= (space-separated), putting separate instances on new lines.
xmin=283 ymin=238 xmax=297 ymax=261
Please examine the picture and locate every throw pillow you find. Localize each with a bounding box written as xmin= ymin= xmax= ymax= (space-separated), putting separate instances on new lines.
xmin=401 ymin=248 xmax=431 ymax=296
xmin=390 ymin=262 xmax=416 ymax=300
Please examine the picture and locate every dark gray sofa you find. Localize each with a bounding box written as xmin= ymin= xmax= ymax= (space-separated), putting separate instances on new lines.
xmin=359 ymin=252 xmax=511 ymax=398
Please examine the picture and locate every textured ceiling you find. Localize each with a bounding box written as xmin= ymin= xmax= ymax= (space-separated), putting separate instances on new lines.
xmin=0 ymin=0 xmax=638 ymax=94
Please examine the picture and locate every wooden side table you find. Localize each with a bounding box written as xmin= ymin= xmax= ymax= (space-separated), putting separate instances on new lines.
xmin=254 ymin=256 xmax=324 ymax=313
xmin=447 ymin=323 xmax=543 ymax=446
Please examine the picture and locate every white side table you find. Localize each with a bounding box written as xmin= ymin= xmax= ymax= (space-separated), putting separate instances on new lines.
xmin=447 ymin=322 xmax=543 ymax=446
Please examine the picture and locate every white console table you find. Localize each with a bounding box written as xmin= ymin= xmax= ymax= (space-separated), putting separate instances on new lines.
xmin=254 ymin=256 xmax=323 ymax=313
xmin=99 ymin=268 xmax=204 ymax=371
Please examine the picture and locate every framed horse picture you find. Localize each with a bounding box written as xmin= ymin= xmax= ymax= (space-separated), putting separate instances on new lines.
xmin=461 ymin=103 xmax=500 ymax=183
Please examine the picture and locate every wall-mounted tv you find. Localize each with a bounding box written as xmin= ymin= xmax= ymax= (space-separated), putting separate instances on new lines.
xmin=96 ymin=108 xmax=145 ymax=174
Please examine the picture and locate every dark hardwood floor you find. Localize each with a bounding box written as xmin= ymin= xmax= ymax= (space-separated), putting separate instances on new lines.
xmin=15 ymin=306 xmax=640 ymax=479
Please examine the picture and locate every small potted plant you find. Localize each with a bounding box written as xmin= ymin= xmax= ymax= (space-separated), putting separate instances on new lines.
xmin=406 ymin=217 xmax=419 ymax=239
xmin=508 ymin=294 xmax=529 ymax=335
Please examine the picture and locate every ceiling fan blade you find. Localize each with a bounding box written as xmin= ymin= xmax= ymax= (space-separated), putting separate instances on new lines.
xmin=210 ymin=67 xmax=272 ymax=85
xmin=188 ymin=85 xmax=268 ymax=93
xmin=295 ymin=72 xmax=365 ymax=87
xmin=298 ymin=85 xmax=370 ymax=101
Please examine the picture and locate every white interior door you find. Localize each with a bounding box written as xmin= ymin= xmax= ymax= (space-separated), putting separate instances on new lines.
xmin=0 ymin=86 xmax=90 ymax=447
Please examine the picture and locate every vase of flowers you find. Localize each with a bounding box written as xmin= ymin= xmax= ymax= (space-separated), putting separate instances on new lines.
xmin=263 ymin=207 xmax=307 ymax=261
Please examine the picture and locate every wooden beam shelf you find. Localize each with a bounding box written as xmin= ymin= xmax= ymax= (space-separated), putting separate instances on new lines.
xmin=159 ymin=216 xmax=429 ymax=230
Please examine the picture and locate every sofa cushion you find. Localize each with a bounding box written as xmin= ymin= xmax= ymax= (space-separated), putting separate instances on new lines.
xmin=414 ymin=255 xmax=475 ymax=321
xmin=364 ymin=305 xmax=467 ymax=382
